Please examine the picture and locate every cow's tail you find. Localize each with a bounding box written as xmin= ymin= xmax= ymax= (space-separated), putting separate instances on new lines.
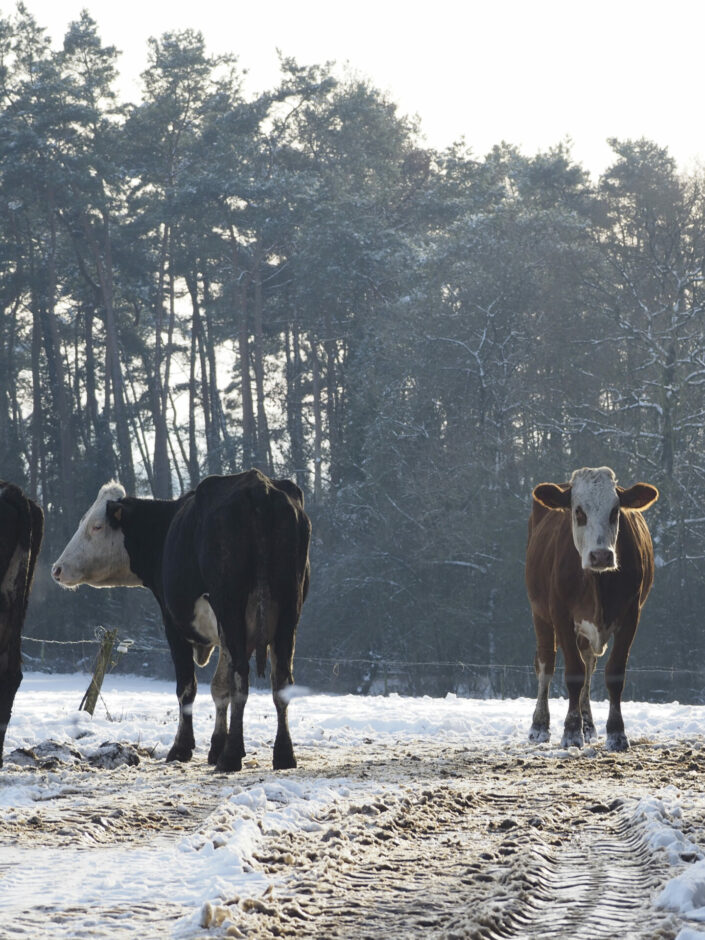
xmin=255 ymin=587 xmax=268 ymax=677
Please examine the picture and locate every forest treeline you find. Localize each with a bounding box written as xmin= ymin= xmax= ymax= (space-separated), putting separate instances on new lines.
xmin=3 ymin=8 xmax=705 ymax=700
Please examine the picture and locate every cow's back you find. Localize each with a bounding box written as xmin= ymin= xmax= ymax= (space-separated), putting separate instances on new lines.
xmin=194 ymin=470 xmax=310 ymax=601
xmin=525 ymin=503 xmax=576 ymax=621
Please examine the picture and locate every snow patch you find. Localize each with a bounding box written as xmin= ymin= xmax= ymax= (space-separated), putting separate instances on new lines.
xmin=2 ymin=673 xmax=705 ymax=936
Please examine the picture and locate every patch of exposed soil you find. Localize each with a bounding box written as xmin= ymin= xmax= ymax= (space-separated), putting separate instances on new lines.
xmin=1 ymin=736 xmax=704 ymax=938
xmin=213 ymin=738 xmax=701 ymax=939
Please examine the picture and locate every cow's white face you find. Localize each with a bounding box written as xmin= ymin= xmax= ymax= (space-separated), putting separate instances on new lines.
xmin=569 ymin=467 xmax=621 ymax=571
xmin=52 ymin=482 xmax=143 ymax=589
xmin=533 ymin=466 xmax=659 ymax=573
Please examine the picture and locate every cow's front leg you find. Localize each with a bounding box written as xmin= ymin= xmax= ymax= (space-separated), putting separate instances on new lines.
xmin=577 ymin=634 xmax=597 ymax=742
xmin=270 ymin=635 xmax=296 ymax=770
xmin=561 ymin=640 xmax=586 ymax=748
xmin=529 ymin=614 xmax=555 ymax=743
xmin=604 ymin=611 xmax=638 ymax=751
xmin=208 ymin=642 xmax=230 ymax=765
xmin=165 ymin=619 xmax=197 ymax=763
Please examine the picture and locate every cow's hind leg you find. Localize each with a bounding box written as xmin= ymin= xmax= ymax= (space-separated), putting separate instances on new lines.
xmin=604 ymin=608 xmax=638 ymax=752
xmin=210 ymin=594 xmax=249 ymax=773
xmin=529 ymin=614 xmax=555 ymax=743
xmin=207 ymin=643 xmax=230 ymax=765
xmin=0 ymin=642 xmax=22 ymax=768
xmin=165 ymin=619 xmax=197 ymax=763
xmin=577 ymin=634 xmax=597 ymax=742
xmin=269 ymin=634 xmax=297 ymax=770
xmin=215 ymin=659 xmax=248 ymax=773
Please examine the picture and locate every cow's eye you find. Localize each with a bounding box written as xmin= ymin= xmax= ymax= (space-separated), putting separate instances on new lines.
xmin=610 ymin=505 xmax=619 ymax=525
xmin=575 ymin=507 xmax=587 ymax=526
xmin=92 ymin=523 xmax=103 ymax=532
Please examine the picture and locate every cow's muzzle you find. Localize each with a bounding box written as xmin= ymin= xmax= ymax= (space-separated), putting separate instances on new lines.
xmin=51 ymin=564 xmax=76 ymax=587
xmin=588 ymin=549 xmax=615 ymax=570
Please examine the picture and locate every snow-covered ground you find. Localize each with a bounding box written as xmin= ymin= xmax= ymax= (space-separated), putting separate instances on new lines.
xmin=1 ymin=673 xmax=705 ymax=938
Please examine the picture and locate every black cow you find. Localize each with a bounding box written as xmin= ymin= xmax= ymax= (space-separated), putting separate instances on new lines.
xmin=0 ymin=481 xmax=43 ymax=767
xmin=53 ymin=469 xmax=311 ymax=772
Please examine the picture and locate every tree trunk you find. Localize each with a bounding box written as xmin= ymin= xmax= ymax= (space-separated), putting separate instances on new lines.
xmin=83 ymin=307 xmax=102 ymax=445
xmin=323 ymin=310 xmax=341 ymax=486
xmin=310 ymin=339 xmax=323 ymax=502
xmin=30 ymin=308 xmax=43 ymax=497
xmin=83 ymin=210 xmax=135 ymax=493
xmin=202 ymin=275 xmax=226 ymax=472
xmin=41 ymin=205 xmax=75 ymax=525
xmin=286 ymin=323 xmax=306 ymax=489
xmin=185 ymin=274 xmax=202 ymax=489
xmin=233 ymin=245 xmax=256 ymax=469
xmin=251 ymin=252 xmax=273 ymax=473
xmin=151 ymin=224 xmax=172 ymax=498
xmin=0 ymin=298 xmax=23 ymax=483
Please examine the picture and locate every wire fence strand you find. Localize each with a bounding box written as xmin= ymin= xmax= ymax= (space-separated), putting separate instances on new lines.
xmin=19 ymin=634 xmax=705 ymax=679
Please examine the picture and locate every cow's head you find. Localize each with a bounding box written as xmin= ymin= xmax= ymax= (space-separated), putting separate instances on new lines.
xmin=52 ymin=481 xmax=143 ymax=589
xmin=532 ymin=466 xmax=658 ymax=572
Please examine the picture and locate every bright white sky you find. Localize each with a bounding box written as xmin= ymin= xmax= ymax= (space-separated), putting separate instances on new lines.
xmin=8 ymin=0 xmax=705 ymax=178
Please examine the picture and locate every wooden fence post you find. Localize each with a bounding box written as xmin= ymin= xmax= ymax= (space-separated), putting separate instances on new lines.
xmin=80 ymin=628 xmax=118 ymax=716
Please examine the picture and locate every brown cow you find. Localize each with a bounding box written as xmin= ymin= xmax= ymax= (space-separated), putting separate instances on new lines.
xmin=525 ymin=466 xmax=658 ymax=751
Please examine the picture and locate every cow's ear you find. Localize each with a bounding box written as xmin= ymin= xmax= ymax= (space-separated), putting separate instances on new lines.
xmin=532 ymin=483 xmax=572 ymax=510
xmin=618 ymin=483 xmax=659 ymax=511
xmin=106 ymin=499 xmax=124 ymax=529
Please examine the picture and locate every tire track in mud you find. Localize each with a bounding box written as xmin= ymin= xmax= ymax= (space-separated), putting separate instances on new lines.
xmin=222 ymin=743 xmax=694 ymax=939
xmin=0 ymin=738 xmax=702 ymax=938
xmin=470 ymin=810 xmax=676 ymax=940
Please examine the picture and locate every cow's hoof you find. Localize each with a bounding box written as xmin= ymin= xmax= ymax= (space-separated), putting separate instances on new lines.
xmin=166 ymin=745 xmax=193 ymax=763
xmin=605 ymin=732 xmax=629 ymax=752
xmin=561 ymin=729 xmax=584 ymax=749
xmin=529 ymin=725 xmax=549 ymax=743
xmin=215 ymin=752 xmax=242 ymax=773
xmin=582 ymin=722 xmax=597 ymax=742
xmin=207 ymin=736 xmax=226 ymax=766
xmin=273 ymin=750 xmax=297 ymax=771
xmin=207 ymin=746 xmax=221 ymax=766
xmin=273 ymin=733 xmax=297 ymax=770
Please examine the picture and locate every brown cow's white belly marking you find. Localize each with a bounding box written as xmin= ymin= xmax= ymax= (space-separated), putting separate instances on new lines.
xmin=575 ymin=620 xmax=609 ymax=656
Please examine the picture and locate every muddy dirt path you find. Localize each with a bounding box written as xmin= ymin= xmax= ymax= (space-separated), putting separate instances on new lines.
xmin=1 ymin=736 xmax=704 ymax=938
xmin=221 ymin=738 xmax=703 ymax=939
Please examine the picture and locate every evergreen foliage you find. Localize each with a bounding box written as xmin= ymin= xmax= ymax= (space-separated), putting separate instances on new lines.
xmin=2 ymin=10 xmax=704 ymax=700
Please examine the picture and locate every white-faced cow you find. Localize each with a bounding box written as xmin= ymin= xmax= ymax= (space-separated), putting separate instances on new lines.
xmin=525 ymin=466 xmax=658 ymax=751
xmin=0 ymin=481 xmax=43 ymax=767
xmin=52 ymin=469 xmax=311 ymax=773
